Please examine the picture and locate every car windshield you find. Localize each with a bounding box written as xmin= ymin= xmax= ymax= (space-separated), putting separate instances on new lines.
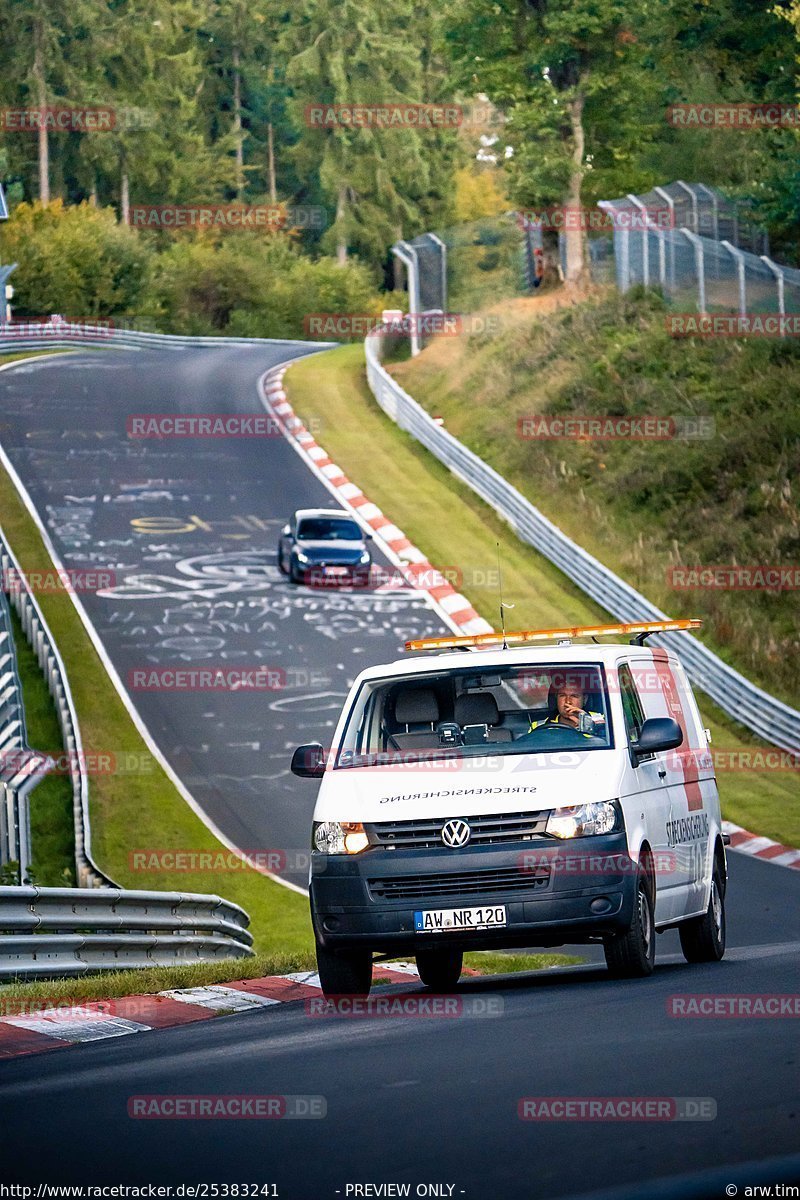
xmin=335 ymin=662 xmax=613 ymax=768
xmin=297 ymin=517 xmax=362 ymax=541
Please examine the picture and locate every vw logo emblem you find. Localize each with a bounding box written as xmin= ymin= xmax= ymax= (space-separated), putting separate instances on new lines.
xmin=441 ymin=818 xmax=471 ymax=848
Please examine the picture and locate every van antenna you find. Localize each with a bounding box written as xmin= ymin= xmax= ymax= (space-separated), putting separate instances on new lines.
xmin=496 ymin=542 xmax=514 ymax=649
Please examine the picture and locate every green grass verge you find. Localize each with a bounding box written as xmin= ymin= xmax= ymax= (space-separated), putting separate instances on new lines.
xmin=5 ymin=604 xmax=76 ymax=886
xmin=0 ymin=456 xmax=311 ymax=954
xmin=0 ymin=951 xmax=581 ymax=1009
xmin=284 ymin=345 xmax=800 ymax=847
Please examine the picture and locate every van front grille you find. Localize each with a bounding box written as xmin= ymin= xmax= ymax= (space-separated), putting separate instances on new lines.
xmin=367 ymin=865 xmax=550 ymax=902
xmin=367 ymin=810 xmax=550 ymax=851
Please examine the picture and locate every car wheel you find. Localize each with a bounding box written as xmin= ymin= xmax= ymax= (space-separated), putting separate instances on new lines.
xmin=604 ymin=866 xmax=655 ymax=978
xmin=315 ymin=941 xmax=372 ymax=998
xmin=416 ymin=947 xmax=463 ymax=992
xmin=289 ymin=559 xmax=303 ymax=585
xmin=277 ymin=542 xmax=288 ymax=575
xmin=678 ymin=859 xmax=726 ymax=963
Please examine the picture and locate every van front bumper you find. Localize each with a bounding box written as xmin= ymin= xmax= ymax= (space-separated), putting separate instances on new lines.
xmin=310 ymin=833 xmax=637 ymax=954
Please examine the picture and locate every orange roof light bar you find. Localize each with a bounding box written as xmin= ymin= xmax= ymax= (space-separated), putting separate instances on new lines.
xmin=405 ymin=619 xmax=702 ymax=653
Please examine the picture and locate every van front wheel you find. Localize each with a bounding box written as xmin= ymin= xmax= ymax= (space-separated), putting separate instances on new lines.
xmin=315 ymin=942 xmax=372 ymax=998
xmin=416 ymin=948 xmax=463 ymax=992
xmin=678 ymin=863 xmax=726 ymax=963
xmin=603 ymin=870 xmax=655 ymax=978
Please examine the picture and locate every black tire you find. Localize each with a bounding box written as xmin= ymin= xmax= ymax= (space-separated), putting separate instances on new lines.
xmin=277 ymin=542 xmax=288 ymax=575
xmin=315 ymin=941 xmax=372 ymax=998
xmin=679 ymin=861 xmax=726 ymax=963
xmin=604 ymin=867 xmax=655 ymax=978
xmin=416 ymin=947 xmax=464 ymax=992
xmin=289 ymin=560 xmax=303 ymax=585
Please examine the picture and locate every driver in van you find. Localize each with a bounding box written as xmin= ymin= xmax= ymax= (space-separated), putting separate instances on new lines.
xmin=528 ymin=673 xmax=604 ymax=737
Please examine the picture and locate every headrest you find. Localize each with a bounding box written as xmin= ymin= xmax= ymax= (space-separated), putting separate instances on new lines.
xmin=455 ymin=691 xmax=500 ymax=727
xmin=395 ymin=688 xmax=439 ymax=725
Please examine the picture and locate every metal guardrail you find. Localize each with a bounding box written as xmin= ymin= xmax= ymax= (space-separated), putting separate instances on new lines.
xmin=0 ymin=321 xmax=333 ymax=355
xmin=0 ymin=529 xmax=113 ymax=889
xmin=365 ymin=331 xmax=800 ymax=756
xmin=0 ymin=582 xmax=54 ymax=881
xmin=0 ymin=886 xmax=253 ymax=978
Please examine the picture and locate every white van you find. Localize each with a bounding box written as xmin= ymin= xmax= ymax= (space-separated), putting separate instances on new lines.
xmin=291 ymin=621 xmax=728 ymax=997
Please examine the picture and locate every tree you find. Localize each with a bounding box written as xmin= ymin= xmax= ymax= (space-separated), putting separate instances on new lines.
xmin=445 ymin=0 xmax=659 ymax=284
xmin=282 ymin=0 xmax=448 ymax=264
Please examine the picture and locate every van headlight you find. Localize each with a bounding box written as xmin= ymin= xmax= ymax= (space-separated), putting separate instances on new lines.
xmin=546 ymin=800 xmax=620 ymax=839
xmin=295 ymin=550 xmax=310 ymax=564
xmin=313 ymin=821 xmax=369 ymax=855
xmin=359 ymin=550 xmax=371 ymax=564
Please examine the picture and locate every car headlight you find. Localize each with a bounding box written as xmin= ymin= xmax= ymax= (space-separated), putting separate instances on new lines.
xmin=546 ymin=800 xmax=620 ymax=839
xmin=295 ymin=550 xmax=310 ymax=564
xmin=359 ymin=550 xmax=371 ymax=564
xmin=313 ymin=821 xmax=369 ymax=855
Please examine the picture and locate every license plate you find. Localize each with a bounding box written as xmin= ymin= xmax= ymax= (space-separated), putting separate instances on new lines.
xmin=414 ymin=905 xmax=507 ymax=933
xmin=324 ymin=566 xmax=348 ymax=576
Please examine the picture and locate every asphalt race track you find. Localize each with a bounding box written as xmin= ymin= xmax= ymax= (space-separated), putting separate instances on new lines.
xmin=0 ymin=851 xmax=798 ymax=1196
xmin=0 ymin=345 xmax=450 ymax=889
xmin=0 ymin=345 xmax=798 ymax=1198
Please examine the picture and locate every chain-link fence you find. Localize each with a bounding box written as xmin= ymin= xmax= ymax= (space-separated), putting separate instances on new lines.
xmin=597 ymin=182 xmax=800 ymax=320
xmin=392 ymin=214 xmax=543 ymax=354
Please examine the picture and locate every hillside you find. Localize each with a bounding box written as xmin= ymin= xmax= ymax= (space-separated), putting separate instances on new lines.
xmin=390 ymin=288 xmax=800 ymax=706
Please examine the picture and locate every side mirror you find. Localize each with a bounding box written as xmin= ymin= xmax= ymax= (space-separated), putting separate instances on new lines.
xmin=291 ymin=742 xmax=326 ymax=778
xmin=632 ymin=717 xmax=683 ymax=760
xmin=281 ymin=524 xmax=291 ymax=537
xmin=364 ymin=533 xmax=373 ymax=542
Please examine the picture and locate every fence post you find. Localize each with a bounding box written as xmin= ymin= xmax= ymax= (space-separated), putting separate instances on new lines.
xmin=721 ymin=240 xmax=747 ymax=316
xmin=696 ymin=183 xmax=719 ymax=241
xmin=653 ymin=187 xmax=676 ymax=293
xmin=391 ymin=241 xmax=421 ymax=356
xmin=426 ymin=233 xmax=448 ymax=313
xmin=760 ymin=255 xmax=786 ymax=335
xmin=675 ymin=180 xmax=699 ymax=232
xmin=681 ymin=229 xmax=707 ymax=313
xmin=626 ymin=195 xmax=650 ymax=287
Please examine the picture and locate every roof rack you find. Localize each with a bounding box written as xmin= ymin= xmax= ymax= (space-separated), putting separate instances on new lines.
xmin=405 ymin=619 xmax=702 ymax=653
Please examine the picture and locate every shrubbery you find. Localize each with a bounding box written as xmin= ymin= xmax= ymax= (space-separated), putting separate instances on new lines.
xmin=2 ymin=202 xmax=384 ymax=339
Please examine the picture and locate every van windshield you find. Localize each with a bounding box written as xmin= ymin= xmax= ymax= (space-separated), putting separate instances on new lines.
xmin=335 ymin=662 xmax=613 ymax=768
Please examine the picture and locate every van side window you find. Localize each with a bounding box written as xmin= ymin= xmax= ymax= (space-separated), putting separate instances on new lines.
xmin=618 ymin=664 xmax=645 ymax=743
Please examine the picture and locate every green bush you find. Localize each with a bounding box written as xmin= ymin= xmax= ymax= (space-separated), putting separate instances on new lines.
xmin=2 ymin=201 xmax=151 ymax=319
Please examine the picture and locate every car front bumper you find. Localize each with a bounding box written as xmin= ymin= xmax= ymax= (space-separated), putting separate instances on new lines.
xmin=310 ymin=833 xmax=637 ymax=954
